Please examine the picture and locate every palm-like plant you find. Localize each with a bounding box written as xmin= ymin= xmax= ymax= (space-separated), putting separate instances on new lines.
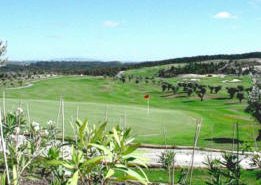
xmin=204 ymin=157 xmax=224 ymax=185
xmin=158 ymin=150 xmax=175 ymax=185
xmin=45 ymin=120 xmax=149 ymax=185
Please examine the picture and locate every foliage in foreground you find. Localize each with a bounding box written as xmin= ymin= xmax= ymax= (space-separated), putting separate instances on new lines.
xmin=0 ymin=108 xmax=148 ymax=185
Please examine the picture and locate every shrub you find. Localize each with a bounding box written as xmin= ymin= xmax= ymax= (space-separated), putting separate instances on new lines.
xmin=0 ymin=109 xmax=149 ymax=185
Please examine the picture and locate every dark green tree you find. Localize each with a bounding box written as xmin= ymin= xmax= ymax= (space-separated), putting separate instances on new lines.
xmin=236 ymin=92 xmax=244 ymax=103
xmin=214 ymin=86 xmax=222 ymax=94
xmin=196 ymin=87 xmax=207 ymax=101
xmin=226 ymin=87 xmax=238 ymax=99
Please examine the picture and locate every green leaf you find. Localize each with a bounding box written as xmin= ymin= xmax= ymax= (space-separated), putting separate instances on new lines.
xmin=105 ymin=169 xmax=115 ymax=179
xmin=88 ymin=143 xmax=112 ymax=157
xmin=46 ymin=160 xmax=75 ymax=170
xmin=92 ymin=122 xmax=107 ymax=142
xmin=136 ymin=165 xmax=149 ymax=183
xmin=66 ymin=170 xmax=79 ymax=185
xmin=13 ymin=165 xmax=18 ymax=185
xmin=113 ymin=128 xmax=121 ymax=147
xmin=115 ymin=167 xmax=148 ymax=185
xmin=115 ymin=164 xmax=128 ymax=170
xmin=79 ymin=120 xmax=88 ymax=139
xmin=123 ymin=155 xmax=148 ymax=168
xmin=0 ymin=172 xmax=6 ymax=185
xmin=83 ymin=156 xmax=104 ymax=167
xmin=123 ymin=143 xmax=140 ymax=155
xmin=123 ymin=128 xmax=131 ymax=139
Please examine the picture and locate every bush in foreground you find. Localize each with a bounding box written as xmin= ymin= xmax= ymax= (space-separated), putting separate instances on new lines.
xmin=0 ymin=108 xmax=148 ymax=185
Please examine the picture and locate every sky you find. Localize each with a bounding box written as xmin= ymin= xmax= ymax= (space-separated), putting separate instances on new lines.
xmin=0 ymin=0 xmax=261 ymax=61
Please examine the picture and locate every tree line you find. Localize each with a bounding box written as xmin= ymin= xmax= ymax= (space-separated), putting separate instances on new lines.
xmin=2 ymin=52 xmax=261 ymax=78
xmin=159 ymin=61 xmax=256 ymax=78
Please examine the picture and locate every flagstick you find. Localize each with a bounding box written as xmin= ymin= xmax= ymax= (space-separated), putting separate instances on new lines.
xmin=0 ymin=108 xmax=10 ymax=184
xmin=147 ymin=99 xmax=150 ymax=114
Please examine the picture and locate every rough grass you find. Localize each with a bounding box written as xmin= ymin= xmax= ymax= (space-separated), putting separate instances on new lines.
xmin=133 ymin=168 xmax=261 ymax=184
xmin=1 ymin=75 xmax=260 ymax=150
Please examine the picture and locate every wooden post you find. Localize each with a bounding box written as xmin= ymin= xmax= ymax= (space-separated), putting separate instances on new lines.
xmin=76 ymin=106 xmax=79 ymax=120
xmin=105 ymin=104 xmax=108 ymax=122
xmin=189 ymin=120 xmax=201 ymax=185
xmin=124 ymin=111 xmax=127 ymax=129
xmin=62 ymin=98 xmax=65 ymax=159
xmin=0 ymin=108 xmax=10 ymax=184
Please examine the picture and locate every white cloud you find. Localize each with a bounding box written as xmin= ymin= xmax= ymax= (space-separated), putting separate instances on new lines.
xmin=213 ymin=11 xmax=237 ymax=19
xmin=103 ymin=20 xmax=120 ymax=28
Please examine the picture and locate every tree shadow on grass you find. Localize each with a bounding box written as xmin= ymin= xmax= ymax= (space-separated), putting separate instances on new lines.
xmin=205 ymin=137 xmax=243 ymax=144
xmin=212 ymin=97 xmax=230 ymax=100
xmin=182 ymin=100 xmax=195 ymax=103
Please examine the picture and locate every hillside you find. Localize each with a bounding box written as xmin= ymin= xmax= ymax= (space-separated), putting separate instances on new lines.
xmin=2 ymin=52 xmax=261 ymax=76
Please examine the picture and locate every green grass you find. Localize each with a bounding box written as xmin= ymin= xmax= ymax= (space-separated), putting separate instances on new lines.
xmin=1 ymin=75 xmax=260 ymax=149
xmin=130 ymin=168 xmax=261 ymax=185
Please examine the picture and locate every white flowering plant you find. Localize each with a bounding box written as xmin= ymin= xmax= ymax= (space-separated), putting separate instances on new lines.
xmin=2 ymin=108 xmax=26 ymax=138
xmin=0 ymin=109 xmax=59 ymax=185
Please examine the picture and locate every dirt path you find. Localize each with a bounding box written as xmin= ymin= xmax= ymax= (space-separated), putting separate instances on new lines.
xmin=6 ymin=76 xmax=62 ymax=90
xmin=136 ymin=147 xmax=259 ymax=169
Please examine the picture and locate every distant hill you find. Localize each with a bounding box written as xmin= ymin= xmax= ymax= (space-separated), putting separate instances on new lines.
xmin=2 ymin=52 xmax=261 ymax=76
xmin=128 ymin=52 xmax=261 ymax=68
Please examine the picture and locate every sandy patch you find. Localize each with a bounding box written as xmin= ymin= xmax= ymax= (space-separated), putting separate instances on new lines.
xmin=179 ymin=74 xmax=226 ymax=78
xmin=137 ymin=148 xmax=260 ymax=169
xmin=222 ymin=79 xmax=241 ymax=83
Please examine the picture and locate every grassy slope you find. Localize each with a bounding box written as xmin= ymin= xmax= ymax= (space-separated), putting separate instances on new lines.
xmin=124 ymin=59 xmax=229 ymax=77
xmin=1 ymin=74 xmax=260 ymax=149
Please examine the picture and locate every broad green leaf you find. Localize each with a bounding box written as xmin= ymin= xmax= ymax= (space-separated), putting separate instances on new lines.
xmin=105 ymin=169 xmax=115 ymax=179
xmin=13 ymin=165 xmax=18 ymax=185
xmin=89 ymin=143 xmax=112 ymax=157
xmin=46 ymin=160 xmax=75 ymax=170
xmin=123 ymin=155 xmax=148 ymax=168
xmin=0 ymin=172 xmax=6 ymax=185
xmin=79 ymin=120 xmax=88 ymax=138
xmin=125 ymin=138 xmax=135 ymax=145
xmin=113 ymin=128 xmax=121 ymax=147
xmin=123 ymin=128 xmax=131 ymax=139
xmin=115 ymin=167 xmax=148 ymax=185
xmin=83 ymin=156 xmax=104 ymax=167
xmin=115 ymin=164 xmax=128 ymax=170
xmin=123 ymin=143 xmax=140 ymax=155
xmin=92 ymin=122 xmax=107 ymax=142
xmin=136 ymin=165 xmax=149 ymax=183
xmin=66 ymin=170 xmax=79 ymax=185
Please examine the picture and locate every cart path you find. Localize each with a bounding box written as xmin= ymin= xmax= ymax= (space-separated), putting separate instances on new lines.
xmin=135 ymin=148 xmax=260 ymax=169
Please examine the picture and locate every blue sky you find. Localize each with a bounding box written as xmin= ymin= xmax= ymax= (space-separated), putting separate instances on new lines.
xmin=0 ymin=0 xmax=261 ymax=61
